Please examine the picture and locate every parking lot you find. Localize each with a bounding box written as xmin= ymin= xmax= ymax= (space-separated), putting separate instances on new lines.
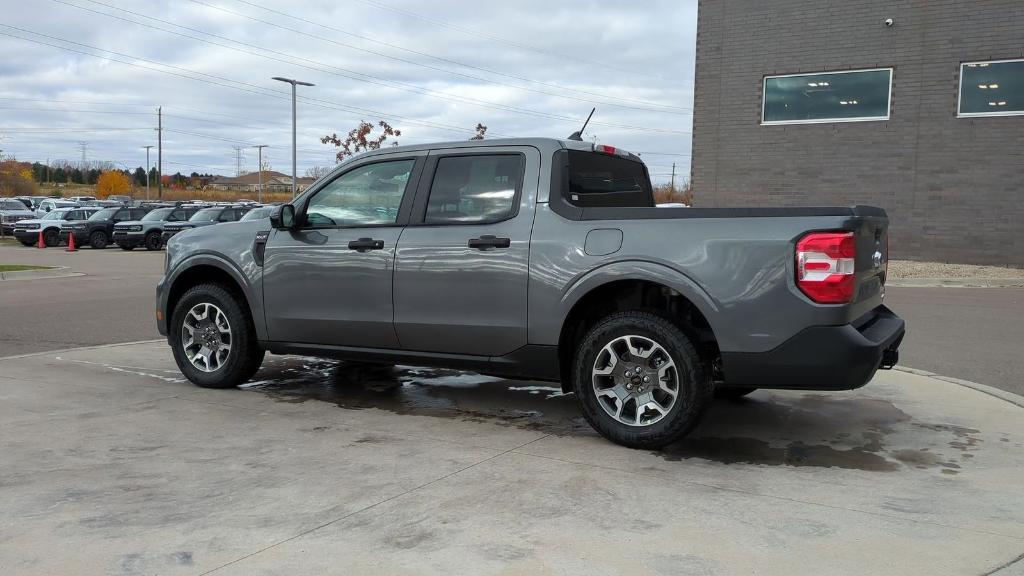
xmin=2 ymin=241 xmax=1024 ymax=575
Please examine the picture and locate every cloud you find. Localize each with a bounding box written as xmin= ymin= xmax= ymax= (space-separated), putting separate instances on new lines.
xmin=0 ymin=0 xmax=696 ymax=181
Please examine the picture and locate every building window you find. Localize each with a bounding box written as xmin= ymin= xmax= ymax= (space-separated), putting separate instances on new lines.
xmin=762 ymin=68 xmax=893 ymax=125
xmin=959 ymin=59 xmax=1024 ymax=117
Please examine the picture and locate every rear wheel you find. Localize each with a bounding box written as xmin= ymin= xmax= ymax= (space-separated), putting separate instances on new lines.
xmin=43 ymin=228 xmax=60 ymax=247
xmin=170 ymin=283 xmax=264 ymax=389
xmin=572 ymin=311 xmax=712 ymax=449
xmin=89 ymin=230 xmax=108 ymax=249
xmin=144 ymin=231 xmax=162 ymax=251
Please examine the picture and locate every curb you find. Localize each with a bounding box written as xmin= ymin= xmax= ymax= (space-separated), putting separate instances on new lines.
xmin=0 ymin=339 xmax=165 ymax=362
xmin=896 ymin=365 xmax=1024 ymax=409
xmin=0 ymin=266 xmax=84 ymax=281
xmin=888 ymin=278 xmax=1024 ymax=288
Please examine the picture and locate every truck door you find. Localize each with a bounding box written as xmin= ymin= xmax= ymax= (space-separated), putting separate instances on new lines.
xmin=393 ymin=146 xmax=539 ymax=356
xmin=262 ymin=154 xmax=425 ymax=348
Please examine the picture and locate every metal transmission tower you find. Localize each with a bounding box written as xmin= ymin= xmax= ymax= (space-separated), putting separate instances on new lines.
xmin=78 ymin=141 xmax=89 ymax=171
xmin=233 ymin=146 xmax=246 ymax=176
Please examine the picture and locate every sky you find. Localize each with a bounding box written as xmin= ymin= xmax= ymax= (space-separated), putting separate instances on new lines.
xmin=0 ymin=0 xmax=697 ymax=182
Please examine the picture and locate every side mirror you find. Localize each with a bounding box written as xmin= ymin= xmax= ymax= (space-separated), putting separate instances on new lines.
xmin=270 ymin=204 xmax=297 ymax=230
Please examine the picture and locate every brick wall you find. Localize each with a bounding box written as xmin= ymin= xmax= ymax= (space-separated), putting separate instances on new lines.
xmin=692 ymin=0 xmax=1024 ymax=265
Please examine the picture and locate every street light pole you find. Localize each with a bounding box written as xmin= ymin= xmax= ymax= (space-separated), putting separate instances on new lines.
xmin=253 ymin=145 xmax=268 ymax=204
xmin=143 ymin=145 xmax=154 ymax=201
xmin=271 ymin=77 xmax=314 ymax=198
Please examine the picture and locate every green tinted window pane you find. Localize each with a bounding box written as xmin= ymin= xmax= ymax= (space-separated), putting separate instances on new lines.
xmin=959 ymin=60 xmax=1024 ymax=115
xmin=763 ymin=70 xmax=891 ymax=123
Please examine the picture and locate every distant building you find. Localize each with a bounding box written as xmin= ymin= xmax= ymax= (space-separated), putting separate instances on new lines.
xmin=691 ymin=0 xmax=1024 ymax=265
xmin=208 ymin=171 xmax=316 ymax=193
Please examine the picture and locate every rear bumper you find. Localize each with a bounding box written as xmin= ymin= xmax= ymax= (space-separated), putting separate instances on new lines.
xmin=720 ymin=305 xmax=905 ymax=391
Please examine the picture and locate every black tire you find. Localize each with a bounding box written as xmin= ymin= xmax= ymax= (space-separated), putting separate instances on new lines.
xmin=43 ymin=228 xmax=60 ymax=247
xmin=144 ymin=231 xmax=162 ymax=251
xmin=170 ymin=283 xmax=265 ymax=389
xmin=18 ymin=238 xmax=36 ymax=247
xmin=571 ymin=311 xmax=712 ymax=449
xmin=89 ymin=230 xmax=108 ymax=249
xmin=714 ymin=386 xmax=758 ymax=400
xmin=119 ymin=244 xmax=135 ymax=251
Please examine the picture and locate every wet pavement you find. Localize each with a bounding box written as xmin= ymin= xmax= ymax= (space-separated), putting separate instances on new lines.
xmin=2 ymin=342 xmax=1023 ymax=575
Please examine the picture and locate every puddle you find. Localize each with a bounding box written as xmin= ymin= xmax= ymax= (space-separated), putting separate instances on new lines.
xmin=236 ymin=356 xmax=985 ymax=473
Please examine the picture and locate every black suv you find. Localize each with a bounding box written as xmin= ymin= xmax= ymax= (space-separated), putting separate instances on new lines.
xmin=61 ymin=206 xmax=153 ymax=249
xmin=161 ymin=205 xmax=253 ymax=244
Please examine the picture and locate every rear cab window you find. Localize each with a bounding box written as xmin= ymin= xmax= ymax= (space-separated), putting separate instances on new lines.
xmin=565 ymin=149 xmax=654 ymax=208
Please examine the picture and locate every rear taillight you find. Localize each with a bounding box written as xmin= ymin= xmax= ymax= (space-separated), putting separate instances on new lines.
xmin=796 ymin=231 xmax=856 ymax=304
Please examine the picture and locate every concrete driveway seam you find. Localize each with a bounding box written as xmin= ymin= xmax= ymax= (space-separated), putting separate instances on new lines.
xmin=0 ymin=266 xmax=83 ymax=282
xmin=198 ymin=433 xmax=553 ymax=576
xmin=897 ymin=366 xmax=1024 ymax=409
xmin=985 ymin=552 xmax=1024 ymax=576
xmin=0 ymin=339 xmax=165 ymax=361
xmin=511 ymin=449 xmax=1024 ymax=543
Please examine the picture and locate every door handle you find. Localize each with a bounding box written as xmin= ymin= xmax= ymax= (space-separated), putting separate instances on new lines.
xmin=468 ymin=235 xmax=511 ymax=250
xmin=348 ymin=237 xmax=385 ymax=252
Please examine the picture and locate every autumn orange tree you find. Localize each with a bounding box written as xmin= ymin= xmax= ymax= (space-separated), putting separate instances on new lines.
xmin=321 ymin=120 xmax=401 ymax=162
xmin=96 ymin=170 xmax=132 ymax=198
xmin=0 ymin=159 xmax=39 ymax=195
xmin=470 ymin=123 xmax=487 ymax=140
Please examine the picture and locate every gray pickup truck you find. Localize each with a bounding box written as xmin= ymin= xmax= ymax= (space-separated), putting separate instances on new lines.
xmin=156 ymin=138 xmax=905 ymax=448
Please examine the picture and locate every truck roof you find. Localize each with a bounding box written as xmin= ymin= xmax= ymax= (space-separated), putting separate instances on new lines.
xmin=352 ymin=137 xmax=596 ymax=161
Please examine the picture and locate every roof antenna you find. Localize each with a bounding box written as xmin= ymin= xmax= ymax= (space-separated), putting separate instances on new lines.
xmin=567 ymin=107 xmax=596 ymax=141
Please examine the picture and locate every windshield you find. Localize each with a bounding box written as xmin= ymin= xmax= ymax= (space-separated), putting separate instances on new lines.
xmin=142 ymin=208 xmax=174 ymax=221
xmin=89 ymin=208 xmax=118 ymax=221
xmin=239 ymin=207 xmax=272 ymax=221
xmin=189 ymin=208 xmax=221 ymax=222
xmin=42 ymin=211 xmax=64 ymax=221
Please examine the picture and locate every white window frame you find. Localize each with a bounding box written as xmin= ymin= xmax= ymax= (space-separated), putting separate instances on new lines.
xmin=957 ymin=58 xmax=1024 ymax=118
xmin=761 ymin=68 xmax=894 ymax=126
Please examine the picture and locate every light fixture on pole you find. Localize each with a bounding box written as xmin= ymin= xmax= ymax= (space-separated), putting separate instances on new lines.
xmin=142 ymin=145 xmax=154 ymax=201
xmin=253 ymin=145 xmax=268 ymax=204
xmin=271 ymin=77 xmax=314 ymax=198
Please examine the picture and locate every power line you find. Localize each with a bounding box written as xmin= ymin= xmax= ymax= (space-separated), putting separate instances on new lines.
xmin=56 ymin=0 xmax=690 ymax=134
xmin=227 ymin=0 xmax=692 ymax=112
xmin=346 ymin=0 xmax=682 ymax=85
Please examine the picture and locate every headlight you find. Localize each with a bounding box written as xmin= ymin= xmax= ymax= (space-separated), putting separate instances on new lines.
xmin=23 ymin=223 xmax=40 ymax=229
xmin=129 ymin=225 xmax=143 ymax=232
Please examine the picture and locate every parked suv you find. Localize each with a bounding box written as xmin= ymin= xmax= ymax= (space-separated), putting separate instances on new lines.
xmin=12 ymin=207 xmax=102 ymax=246
xmin=61 ymin=206 xmax=153 ymax=249
xmin=0 ymin=199 xmax=36 ymax=235
xmin=114 ymin=205 xmax=208 ymax=251
xmin=161 ymin=205 xmax=253 ymax=244
xmin=157 ymin=138 xmax=905 ymax=448
xmin=35 ymin=199 xmax=79 ymax=218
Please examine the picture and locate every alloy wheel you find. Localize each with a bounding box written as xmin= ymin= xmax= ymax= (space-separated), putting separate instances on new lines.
xmin=591 ymin=334 xmax=679 ymax=426
xmin=181 ymin=302 xmax=232 ymax=372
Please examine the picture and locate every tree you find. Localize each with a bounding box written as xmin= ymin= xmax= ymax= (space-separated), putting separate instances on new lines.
xmin=0 ymin=159 xmax=39 ymax=195
xmin=96 ymin=170 xmax=132 ymax=198
xmin=470 ymin=123 xmax=487 ymax=140
xmin=133 ymin=167 xmax=147 ymax=186
xmin=305 ymin=166 xmax=330 ymax=179
xmin=652 ymin=182 xmax=694 ymax=206
xmin=321 ymin=120 xmax=401 ymax=162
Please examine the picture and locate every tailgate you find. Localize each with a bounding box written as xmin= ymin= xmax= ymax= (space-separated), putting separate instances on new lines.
xmin=849 ymin=211 xmax=889 ymax=321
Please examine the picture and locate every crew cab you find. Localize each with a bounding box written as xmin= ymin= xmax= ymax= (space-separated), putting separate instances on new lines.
xmin=13 ymin=207 xmax=102 ymax=246
xmin=161 ymin=205 xmax=253 ymax=244
xmin=156 ymin=138 xmax=905 ymax=448
xmin=114 ymin=205 xmax=209 ymax=251
xmin=0 ymin=199 xmax=36 ymax=235
xmin=60 ymin=206 xmax=153 ymax=249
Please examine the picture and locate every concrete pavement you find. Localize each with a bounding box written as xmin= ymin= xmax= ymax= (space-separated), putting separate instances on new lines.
xmin=2 ymin=342 xmax=1022 ymax=575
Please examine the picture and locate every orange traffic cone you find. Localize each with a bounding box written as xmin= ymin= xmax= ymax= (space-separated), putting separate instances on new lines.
xmin=66 ymin=232 xmax=78 ymax=252
xmin=36 ymin=230 xmax=45 ymax=249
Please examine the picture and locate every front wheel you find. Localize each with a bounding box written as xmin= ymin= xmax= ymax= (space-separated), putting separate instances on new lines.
xmin=571 ymin=311 xmax=712 ymax=449
xmin=170 ymin=283 xmax=265 ymax=389
xmin=43 ymin=228 xmax=61 ymax=247
xmin=144 ymin=232 xmax=162 ymax=251
xmin=89 ymin=231 xmax=108 ymax=249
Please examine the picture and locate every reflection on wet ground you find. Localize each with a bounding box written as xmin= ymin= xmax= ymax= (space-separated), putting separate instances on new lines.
xmin=243 ymin=357 xmax=984 ymax=474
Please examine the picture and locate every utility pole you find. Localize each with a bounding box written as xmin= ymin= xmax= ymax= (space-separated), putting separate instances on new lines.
xmin=78 ymin=141 xmax=89 ymax=170
xmin=143 ymin=145 xmax=154 ymax=201
xmin=272 ymin=77 xmax=314 ymax=198
xmin=670 ymin=162 xmax=676 ymax=191
xmin=156 ymin=106 xmax=163 ymax=199
xmin=253 ymin=145 xmax=268 ymax=204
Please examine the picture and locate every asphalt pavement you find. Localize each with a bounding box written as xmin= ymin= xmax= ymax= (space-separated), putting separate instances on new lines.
xmin=1 ymin=240 xmax=1022 ymax=397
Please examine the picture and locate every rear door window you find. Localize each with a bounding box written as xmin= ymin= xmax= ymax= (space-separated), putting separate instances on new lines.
xmin=423 ymin=154 xmax=524 ymax=224
xmin=566 ymin=150 xmax=654 ymax=208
